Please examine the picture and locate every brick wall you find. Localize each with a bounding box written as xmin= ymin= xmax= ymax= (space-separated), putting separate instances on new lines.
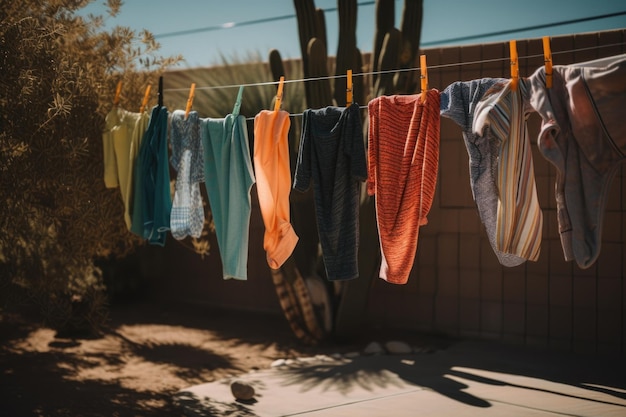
xmin=150 ymin=29 xmax=626 ymax=355
xmin=367 ymin=29 xmax=626 ymax=355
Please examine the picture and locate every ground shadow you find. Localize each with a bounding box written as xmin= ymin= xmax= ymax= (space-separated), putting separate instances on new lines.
xmin=0 ymin=347 xmax=185 ymax=417
xmin=274 ymin=341 xmax=626 ymax=411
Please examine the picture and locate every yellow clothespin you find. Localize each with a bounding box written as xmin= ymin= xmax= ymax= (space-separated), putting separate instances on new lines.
xmin=509 ymin=40 xmax=519 ymax=91
xmin=274 ymin=76 xmax=285 ymax=111
xmin=420 ymin=54 xmax=429 ymax=103
xmin=184 ymin=83 xmax=196 ymax=120
xmin=542 ymin=36 xmax=553 ymax=89
xmin=139 ymin=84 xmax=151 ymax=113
xmin=113 ymin=81 xmax=122 ymax=106
xmin=346 ymin=69 xmax=353 ymax=106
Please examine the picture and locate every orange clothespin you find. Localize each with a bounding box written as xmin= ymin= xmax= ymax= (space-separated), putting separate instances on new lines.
xmin=139 ymin=84 xmax=151 ymax=113
xmin=420 ymin=54 xmax=429 ymax=103
xmin=509 ymin=40 xmax=519 ymax=91
xmin=274 ymin=76 xmax=285 ymax=111
xmin=113 ymin=81 xmax=122 ymax=106
xmin=184 ymin=83 xmax=196 ymax=120
xmin=346 ymin=69 xmax=353 ymax=106
xmin=542 ymin=36 xmax=553 ymax=89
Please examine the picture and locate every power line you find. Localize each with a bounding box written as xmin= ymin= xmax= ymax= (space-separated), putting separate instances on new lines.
xmin=154 ymin=1 xmax=376 ymax=39
xmin=421 ymin=11 xmax=626 ymax=47
xmin=163 ymin=41 xmax=626 ymax=93
xmin=155 ymin=7 xmax=626 ymax=50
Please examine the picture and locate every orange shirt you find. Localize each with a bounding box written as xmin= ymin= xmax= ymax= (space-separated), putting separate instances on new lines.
xmin=253 ymin=110 xmax=299 ymax=269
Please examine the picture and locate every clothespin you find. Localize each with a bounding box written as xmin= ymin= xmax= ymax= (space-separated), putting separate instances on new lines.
xmin=158 ymin=76 xmax=163 ymax=107
xmin=420 ymin=54 xmax=429 ymax=103
xmin=346 ymin=69 xmax=353 ymax=107
xmin=139 ymin=85 xmax=151 ymax=113
xmin=509 ymin=40 xmax=519 ymax=91
xmin=113 ymin=81 xmax=122 ymax=106
xmin=274 ymin=76 xmax=285 ymax=111
xmin=542 ymin=36 xmax=553 ymax=89
xmin=184 ymin=82 xmax=196 ymax=120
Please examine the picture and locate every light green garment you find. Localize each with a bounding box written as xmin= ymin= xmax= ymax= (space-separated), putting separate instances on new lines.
xmin=201 ymin=87 xmax=255 ymax=280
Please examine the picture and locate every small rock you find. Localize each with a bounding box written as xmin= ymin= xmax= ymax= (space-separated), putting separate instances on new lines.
xmin=363 ymin=341 xmax=385 ymax=355
xmin=384 ymin=340 xmax=412 ymax=355
xmin=230 ymin=380 xmax=255 ymax=401
xmin=270 ymin=358 xmax=286 ymax=368
xmin=344 ymin=351 xmax=360 ymax=358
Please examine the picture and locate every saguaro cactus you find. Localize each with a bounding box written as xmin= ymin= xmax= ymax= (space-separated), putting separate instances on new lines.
xmin=289 ymin=0 xmax=423 ymax=107
xmin=333 ymin=0 xmax=363 ymax=106
xmin=372 ymin=0 xmax=423 ymax=96
xmin=269 ymin=0 xmax=423 ymax=344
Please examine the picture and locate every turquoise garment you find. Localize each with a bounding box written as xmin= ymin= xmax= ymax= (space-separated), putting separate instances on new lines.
xmin=201 ymin=87 xmax=255 ymax=280
xmin=130 ymin=105 xmax=172 ymax=246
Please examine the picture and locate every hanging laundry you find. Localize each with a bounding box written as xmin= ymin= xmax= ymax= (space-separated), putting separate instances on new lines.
xmin=253 ymin=109 xmax=299 ymax=269
xmin=529 ymin=54 xmax=626 ymax=269
xmin=201 ymin=86 xmax=256 ymax=280
xmin=440 ymin=79 xmax=527 ymax=267
xmin=130 ymin=104 xmax=172 ymax=246
xmin=293 ymin=102 xmax=367 ymax=281
xmin=102 ymin=106 xmax=150 ymax=229
xmin=169 ymin=110 xmax=205 ymax=240
xmin=368 ymin=90 xmax=440 ymax=285
xmin=472 ymin=78 xmax=543 ymax=262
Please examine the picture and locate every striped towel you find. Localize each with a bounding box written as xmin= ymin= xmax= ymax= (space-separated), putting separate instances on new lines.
xmin=473 ymin=80 xmax=542 ymax=262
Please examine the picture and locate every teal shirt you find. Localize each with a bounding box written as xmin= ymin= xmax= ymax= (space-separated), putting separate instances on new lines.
xmin=201 ymin=87 xmax=255 ymax=280
xmin=130 ymin=105 xmax=172 ymax=246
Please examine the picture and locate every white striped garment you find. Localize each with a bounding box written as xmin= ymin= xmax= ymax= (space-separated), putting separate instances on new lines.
xmin=473 ymin=79 xmax=542 ymax=262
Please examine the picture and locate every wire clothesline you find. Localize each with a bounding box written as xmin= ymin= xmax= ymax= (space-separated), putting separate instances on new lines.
xmin=162 ymin=41 xmax=626 ymax=94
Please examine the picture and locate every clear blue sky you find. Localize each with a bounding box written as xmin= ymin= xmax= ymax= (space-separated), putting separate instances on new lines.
xmin=81 ymin=0 xmax=626 ymax=68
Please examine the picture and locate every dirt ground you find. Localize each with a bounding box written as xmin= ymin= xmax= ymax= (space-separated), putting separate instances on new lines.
xmin=0 ymin=299 xmax=432 ymax=417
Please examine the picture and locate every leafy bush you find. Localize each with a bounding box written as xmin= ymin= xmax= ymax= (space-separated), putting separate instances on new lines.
xmin=0 ymin=0 xmax=180 ymax=334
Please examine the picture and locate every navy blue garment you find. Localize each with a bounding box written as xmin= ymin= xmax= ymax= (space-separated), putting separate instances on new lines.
xmin=293 ymin=103 xmax=367 ymax=281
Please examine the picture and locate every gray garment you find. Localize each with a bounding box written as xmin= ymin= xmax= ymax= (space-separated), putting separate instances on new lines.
xmin=170 ymin=110 xmax=205 ymax=183
xmin=529 ymin=54 xmax=626 ymax=269
xmin=440 ymin=78 xmax=526 ymax=267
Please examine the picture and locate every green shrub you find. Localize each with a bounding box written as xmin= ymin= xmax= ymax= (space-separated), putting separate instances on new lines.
xmin=0 ymin=0 xmax=180 ymax=334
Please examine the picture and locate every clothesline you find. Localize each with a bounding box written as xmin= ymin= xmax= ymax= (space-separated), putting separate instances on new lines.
xmin=105 ymin=53 xmax=626 ymax=277
xmin=162 ymin=41 xmax=625 ymax=93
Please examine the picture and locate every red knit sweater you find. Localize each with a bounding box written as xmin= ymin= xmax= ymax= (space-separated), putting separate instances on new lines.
xmin=367 ymin=90 xmax=440 ymax=284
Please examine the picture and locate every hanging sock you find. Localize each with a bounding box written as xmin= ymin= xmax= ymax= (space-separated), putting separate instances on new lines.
xmin=473 ymin=79 xmax=542 ymax=262
xmin=529 ymin=54 xmax=626 ymax=269
xmin=367 ymin=90 xmax=441 ymax=285
xmin=293 ymin=102 xmax=367 ymax=281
